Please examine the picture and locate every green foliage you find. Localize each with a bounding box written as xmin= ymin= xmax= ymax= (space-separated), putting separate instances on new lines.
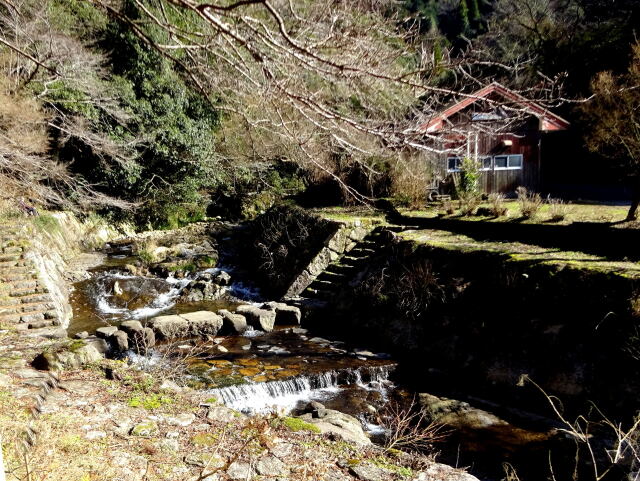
xmin=459 ymin=157 xmax=481 ymax=195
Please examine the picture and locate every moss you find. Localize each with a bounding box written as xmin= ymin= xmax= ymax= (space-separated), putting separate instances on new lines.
xmin=191 ymin=432 xmax=219 ymax=446
xmin=32 ymin=214 xmax=61 ymax=235
xmin=204 ymin=397 xmax=218 ymax=404
xmin=130 ymin=420 xmax=159 ymax=437
xmin=281 ymin=416 xmax=321 ymax=433
xmin=128 ymin=393 xmax=172 ymax=410
xmin=371 ymin=456 xmax=413 ymax=478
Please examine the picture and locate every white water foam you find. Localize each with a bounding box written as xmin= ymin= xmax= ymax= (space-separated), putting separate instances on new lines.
xmin=208 ymin=365 xmax=395 ymax=414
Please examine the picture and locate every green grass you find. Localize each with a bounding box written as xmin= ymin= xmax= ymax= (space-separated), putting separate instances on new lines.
xmin=399 ymin=229 xmax=640 ymax=277
xmin=400 ymin=200 xmax=633 ymax=227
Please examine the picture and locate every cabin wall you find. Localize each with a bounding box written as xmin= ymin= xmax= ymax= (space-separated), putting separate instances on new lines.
xmin=436 ymin=116 xmax=541 ymax=196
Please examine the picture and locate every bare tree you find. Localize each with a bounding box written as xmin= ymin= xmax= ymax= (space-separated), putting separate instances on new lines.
xmin=85 ymin=0 xmax=563 ymax=202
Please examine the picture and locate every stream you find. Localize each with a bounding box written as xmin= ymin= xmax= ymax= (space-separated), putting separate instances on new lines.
xmin=68 ymin=247 xmax=582 ymax=481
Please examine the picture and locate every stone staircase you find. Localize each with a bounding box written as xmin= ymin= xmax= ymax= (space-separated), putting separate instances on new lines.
xmin=294 ymin=226 xmax=397 ymax=304
xmin=0 ymin=224 xmax=59 ymax=328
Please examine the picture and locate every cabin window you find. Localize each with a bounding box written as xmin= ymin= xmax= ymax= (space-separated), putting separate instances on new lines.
xmin=447 ymin=157 xmax=462 ymax=172
xmin=494 ymin=154 xmax=523 ymax=170
xmin=479 ymin=156 xmax=492 ymax=171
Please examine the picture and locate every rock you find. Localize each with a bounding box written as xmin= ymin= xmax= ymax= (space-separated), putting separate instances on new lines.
xmin=84 ymin=337 xmax=109 ymax=356
xmin=218 ymin=309 xmax=248 ymax=334
xmin=0 ymin=372 xmax=11 ymax=388
xmin=160 ymin=380 xmax=182 ymax=392
xmin=236 ymin=305 xmax=276 ymax=332
xmin=96 ymin=326 xmax=118 ymax=339
xmin=32 ymin=344 xmax=104 ymax=371
xmin=350 ymin=463 xmax=392 ymax=481
xmin=85 ymin=430 xmax=107 ymax=440
xmin=130 ymin=420 xmax=159 ymax=437
xmin=227 ymin=461 xmax=254 ymax=480
xmin=180 ymin=311 xmax=223 ymax=336
xmin=119 ymin=320 xmax=144 ymax=335
xmin=256 ymin=456 xmax=287 ymax=476
xmin=216 ymin=345 xmax=228 ymax=353
xmin=207 ymin=406 xmax=241 ymax=423
xmin=129 ymin=327 xmax=156 ymax=353
xmin=414 ymin=465 xmax=479 ymax=481
xmin=158 ymin=438 xmax=179 ymax=452
xmin=149 ymin=315 xmax=190 ymax=340
xmin=213 ymin=270 xmax=231 ymax=286
xmin=262 ymin=302 xmax=301 ymax=325
xmin=185 ymin=453 xmax=225 ymax=468
xmin=74 ymin=331 xmax=89 ymax=339
xmin=165 ymin=413 xmax=195 ymax=427
xmin=110 ymin=330 xmax=129 ymax=352
xmin=298 ymin=409 xmax=371 ymax=445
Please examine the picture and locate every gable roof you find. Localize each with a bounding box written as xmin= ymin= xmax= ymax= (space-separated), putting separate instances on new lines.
xmin=420 ymin=82 xmax=570 ymax=132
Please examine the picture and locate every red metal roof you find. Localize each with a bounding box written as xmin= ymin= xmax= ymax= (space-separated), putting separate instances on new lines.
xmin=420 ymin=82 xmax=570 ymax=132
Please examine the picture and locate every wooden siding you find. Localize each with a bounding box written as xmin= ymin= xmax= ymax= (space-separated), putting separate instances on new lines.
xmin=434 ymin=115 xmax=542 ymax=195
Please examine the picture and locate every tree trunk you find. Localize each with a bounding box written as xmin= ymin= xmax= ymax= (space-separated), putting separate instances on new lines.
xmin=627 ymin=180 xmax=640 ymax=221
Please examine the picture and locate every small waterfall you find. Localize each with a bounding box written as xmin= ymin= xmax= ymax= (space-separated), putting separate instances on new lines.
xmin=209 ymin=364 xmax=395 ymax=414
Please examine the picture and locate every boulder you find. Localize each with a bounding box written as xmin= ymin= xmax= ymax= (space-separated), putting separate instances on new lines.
xmin=262 ymin=302 xmax=301 ymax=325
xmin=119 ymin=320 xmax=144 ymax=335
xmin=130 ymin=327 xmax=156 ymax=353
xmin=236 ymin=305 xmax=276 ymax=332
xmin=149 ymin=315 xmax=190 ymax=340
xmin=297 ymin=409 xmax=371 ymax=445
xmin=84 ymin=336 xmax=109 ymax=356
xmin=32 ymin=343 xmax=104 ymax=371
xmin=180 ymin=311 xmax=223 ymax=336
xmin=110 ymin=330 xmax=129 ymax=352
xmin=218 ymin=309 xmax=247 ymax=334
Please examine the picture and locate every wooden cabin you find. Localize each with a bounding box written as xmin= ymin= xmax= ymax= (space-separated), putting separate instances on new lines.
xmin=421 ymin=82 xmax=570 ymax=195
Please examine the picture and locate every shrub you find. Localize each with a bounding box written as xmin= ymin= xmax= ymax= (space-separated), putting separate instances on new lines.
xmin=458 ymin=192 xmax=482 ymax=216
xmin=516 ymin=186 xmax=542 ymax=219
xmin=547 ymin=196 xmax=570 ymax=222
xmin=488 ymin=193 xmax=508 ymax=217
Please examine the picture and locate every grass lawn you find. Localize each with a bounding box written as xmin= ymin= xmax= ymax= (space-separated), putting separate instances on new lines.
xmin=399 ymin=199 xmax=636 ymax=228
xmin=399 ymin=228 xmax=640 ymax=278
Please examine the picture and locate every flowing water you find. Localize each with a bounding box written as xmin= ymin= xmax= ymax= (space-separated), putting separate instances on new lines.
xmin=69 ymin=246 xmax=577 ymax=481
xmin=68 ymin=248 xmax=397 ymax=429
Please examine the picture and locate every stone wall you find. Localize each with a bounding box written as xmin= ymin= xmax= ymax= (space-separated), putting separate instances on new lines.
xmin=284 ymin=220 xmax=372 ymax=297
xmin=19 ymin=213 xmax=130 ymax=327
xmin=311 ymin=237 xmax=640 ymax=419
xmin=237 ymin=206 xmax=373 ymax=298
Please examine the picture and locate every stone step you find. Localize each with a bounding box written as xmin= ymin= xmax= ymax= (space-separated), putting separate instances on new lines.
xmin=15 ymin=293 xmax=53 ymax=304
xmin=345 ymin=249 xmax=375 ymax=259
xmin=8 ymin=286 xmax=48 ymax=297
xmin=316 ymin=271 xmax=347 ymax=282
xmin=4 ymin=279 xmax=39 ymax=291
xmin=0 ymin=272 xmax=38 ymax=282
xmin=0 ymin=301 xmax=55 ymax=315
xmin=326 ymin=264 xmax=358 ymax=275
xmin=309 ymin=279 xmax=335 ymax=289
xmin=0 ymin=259 xmax=28 ymax=268
xmin=0 ymin=253 xmax=23 ymax=262
xmin=0 ymin=309 xmax=58 ymax=324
